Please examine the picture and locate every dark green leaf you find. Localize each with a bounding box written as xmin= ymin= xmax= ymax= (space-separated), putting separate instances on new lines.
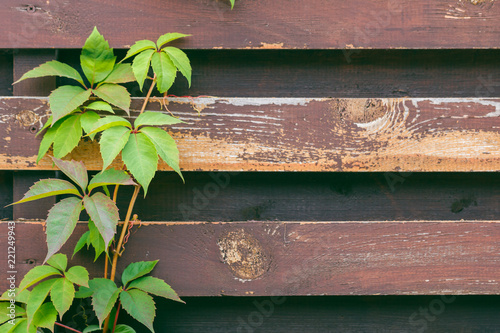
xmin=83 ymin=325 xmax=101 ymax=333
xmin=9 ymin=179 xmax=79 ymax=206
xmin=65 ymin=266 xmax=89 ymax=287
xmin=49 ymin=85 xmax=92 ymax=122
xmin=156 ymin=33 xmax=190 ymax=49
xmin=88 ymin=116 xmax=131 ymax=135
xmin=46 ymin=253 xmax=67 ymax=272
xmin=99 ymin=126 xmax=131 ymax=170
xmin=122 ymin=40 xmax=156 ymax=62
xmin=26 ymin=279 xmax=57 ymax=327
xmin=134 ymin=111 xmax=184 ymax=128
xmin=163 ymin=47 xmax=191 ymax=87
xmin=121 ymin=261 xmax=158 ymax=286
xmin=73 ymin=231 xmax=90 ymax=258
xmin=102 ymin=63 xmax=136 ymax=84
xmin=88 ymin=169 xmax=136 ymax=193
xmin=85 ymin=101 xmax=114 ymax=113
xmin=120 ymin=290 xmax=155 ymax=333
xmin=83 ymin=192 xmax=119 ymax=248
xmin=88 ymin=218 xmax=106 ymax=261
xmin=75 ymin=286 xmax=93 ymax=299
xmin=53 ymin=114 xmax=82 ymax=158
xmin=122 ymin=132 xmax=158 ymax=195
xmin=14 ymin=60 xmax=84 ymax=86
xmin=32 ymin=301 xmax=57 ymax=331
xmin=89 ymin=278 xmax=120 ymax=326
xmin=131 ymin=49 xmax=155 ymax=92
xmin=128 ymin=276 xmax=183 ymax=303
xmin=45 ymin=197 xmax=83 ymax=262
xmin=92 ymin=84 xmax=131 ymax=114
xmin=80 ymin=110 xmax=100 ymax=140
xmin=140 ymin=127 xmax=183 ymax=181
xmin=53 ymin=158 xmax=89 ymax=191
xmin=50 ymin=277 xmax=75 ymax=317
xmin=151 ymin=52 xmax=176 ymax=94
xmin=18 ymin=266 xmax=61 ymax=291
xmin=114 ymin=324 xmax=137 ymax=333
xmin=81 ymin=27 xmax=116 ymax=85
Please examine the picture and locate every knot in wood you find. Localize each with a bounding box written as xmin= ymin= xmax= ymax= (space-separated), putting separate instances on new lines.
xmin=15 ymin=110 xmax=39 ymax=127
xmin=217 ymin=229 xmax=270 ymax=280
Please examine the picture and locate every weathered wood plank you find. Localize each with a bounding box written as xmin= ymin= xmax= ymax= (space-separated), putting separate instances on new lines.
xmin=2 ymin=0 xmax=500 ymax=49
xmin=2 ymin=221 xmax=500 ymax=296
xmin=0 ymin=97 xmax=499 ymax=171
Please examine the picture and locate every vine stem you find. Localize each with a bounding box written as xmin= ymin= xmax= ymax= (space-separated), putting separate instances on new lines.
xmin=54 ymin=322 xmax=82 ymax=333
xmin=111 ymin=301 xmax=122 ymax=333
xmin=139 ymin=74 xmax=157 ymax=116
xmin=103 ymin=185 xmax=141 ymax=333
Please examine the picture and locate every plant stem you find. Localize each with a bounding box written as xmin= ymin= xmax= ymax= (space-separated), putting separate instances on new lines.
xmin=54 ymin=322 xmax=82 ymax=333
xmin=113 ymin=184 xmax=120 ymax=203
xmin=111 ymin=301 xmax=122 ymax=333
xmin=139 ymin=74 xmax=157 ymax=116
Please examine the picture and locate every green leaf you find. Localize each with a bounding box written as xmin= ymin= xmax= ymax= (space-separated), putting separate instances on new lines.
xmin=141 ymin=127 xmax=183 ymax=181
xmin=46 ymin=253 xmax=67 ymax=272
xmin=102 ymin=63 xmax=136 ymax=84
xmin=9 ymin=179 xmax=80 ymax=206
xmin=73 ymin=231 xmax=90 ymax=258
xmin=89 ymin=279 xmax=120 ymax=326
xmin=45 ymin=197 xmax=83 ymax=262
xmin=75 ymin=286 xmax=93 ymax=299
xmin=151 ymin=52 xmax=176 ymax=94
xmin=128 ymin=276 xmax=183 ymax=303
xmin=85 ymin=101 xmax=114 ymax=113
xmin=32 ymin=301 xmax=57 ymax=331
xmin=131 ymin=49 xmax=155 ymax=92
xmin=83 ymin=192 xmax=119 ymax=248
xmin=122 ymin=40 xmax=157 ymax=62
xmin=18 ymin=266 xmax=61 ymax=291
xmin=81 ymin=27 xmax=116 ymax=85
xmin=14 ymin=60 xmax=84 ymax=86
xmin=65 ymin=266 xmax=89 ymax=287
xmin=163 ymin=47 xmax=191 ymax=87
xmin=121 ymin=261 xmax=158 ymax=286
xmin=80 ymin=110 xmax=101 ymax=140
xmin=88 ymin=218 xmax=106 ymax=261
xmin=37 ymin=117 xmax=66 ymax=163
xmin=230 ymin=0 xmax=235 ymax=8
xmin=0 ymin=289 xmax=30 ymax=304
xmin=0 ymin=302 xmax=25 ymax=322
xmin=50 ymin=277 xmax=75 ymax=318
xmin=6 ymin=318 xmax=37 ymax=333
xmin=53 ymin=114 xmax=82 ymax=158
xmin=114 ymin=324 xmax=137 ymax=333
xmin=88 ymin=116 xmax=132 ymax=135
xmin=53 ymin=158 xmax=89 ymax=192
xmin=120 ymin=290 xmax=155 ymax=333
xmin=99 ymin=126 xmax=131 ymax=170
xmin=156 ymin=33 xmax=190 ymax=49
xmin=37 ymin=115 xmax=53 ymax=137
xmin=92 ymin=84 xmax=131 ymax=114
xmin=122 ymin=132 xmax=158 ymax=195
xmin=83 ymin=325 xmax=101 ymax=333
xmin=134 ymin=111 xmax=184 ymax=128
xmin=88 ymin=169 xmax=136 ymax=193
xmin=49 ymin=85 xmax=92 ymax=122
xmin=26 ymin=279 xmax=57 ymax=327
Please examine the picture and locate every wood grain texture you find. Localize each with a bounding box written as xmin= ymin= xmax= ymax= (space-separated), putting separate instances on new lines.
xmin=2 ymin=0 xmax=500 ymax=49
xmin=0 ymin=97 xmax=499 ymax=171
xmin=2 ymin=220 xmax=500 ymax=296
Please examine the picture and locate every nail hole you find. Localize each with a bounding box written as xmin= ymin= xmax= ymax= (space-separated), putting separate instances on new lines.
xmin=25 ymin=259 xmax=36 ymax=265
xmin=27 ymin=5 xmax=36 ymax=13
xmin=29 ymin=126 xmax=37 ymax=133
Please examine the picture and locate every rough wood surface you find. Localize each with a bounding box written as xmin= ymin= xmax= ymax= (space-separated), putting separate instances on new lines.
xmin=1 ymin=97 xmax=499 ymax=172
xmin=2 ymin=220 xmax=500 ymax=296
xmin=2 ymin=0 xmax=500 ymax=49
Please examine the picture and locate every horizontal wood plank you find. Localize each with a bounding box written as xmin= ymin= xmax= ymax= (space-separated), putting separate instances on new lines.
xmin=2 ymin=221 xmax=500 ymax=296
xmin=1 ymin=97 xmax=499 ymax=171
xmin=2 ymin=0 xmax=500 ymax=49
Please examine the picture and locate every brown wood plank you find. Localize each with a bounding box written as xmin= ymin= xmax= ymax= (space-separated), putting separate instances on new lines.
xmin=2 ymin=220 xmax=500 ymax=296
xmin=0 ymin=97 xmax=499 ymax=171
xmin=61 ymin=49 xmax=500 ymax=98
xmin=2 ymin=0 xmax=500 ymax=49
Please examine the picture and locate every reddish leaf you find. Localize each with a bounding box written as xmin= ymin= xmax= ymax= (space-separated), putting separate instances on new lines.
xmin=9 ymin=179 xmax=80 ymax=206
xmin=53 ymin=158 xmax=89 ymax=192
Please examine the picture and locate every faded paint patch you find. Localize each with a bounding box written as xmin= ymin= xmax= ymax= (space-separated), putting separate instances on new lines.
xmin=217 ymin=229 xmax=270 ymax=280
xmin=259 ymin=42 xmax=284 ymax=49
